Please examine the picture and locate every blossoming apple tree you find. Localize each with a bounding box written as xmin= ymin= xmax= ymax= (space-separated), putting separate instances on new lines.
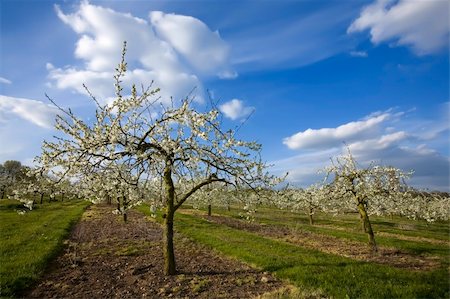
xmin=38 ymin=43 xmax=277 ymax=275
xmin=324 ymin=149 xmax=412 ymax=252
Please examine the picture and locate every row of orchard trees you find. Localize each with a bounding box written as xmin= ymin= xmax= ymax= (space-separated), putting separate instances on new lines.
xmin=276 ymin=150 xmax=450 ymax=252
xmin=31 ymin=43 xmax=448 ymax=274
xmin=36 ymin=43 xmax=279 ymax=275
xmin=0 ymin=160 xmax=79 ymax=209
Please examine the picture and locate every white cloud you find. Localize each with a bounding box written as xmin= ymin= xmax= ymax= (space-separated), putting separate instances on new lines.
xmin=0 ymin=95 xmax=58 ymax=128
xmin=270 ymin=148 xmax=340 ymax=185
xmin=277 ymin=107 xmax=449 ymax=191
xmin=0 ymin=77 xmax=12 ymax=85
xmin=49 ymin=2 xmax=235 ymax=105
xmin=150 ymin=11 xmax=234 ymax=77
xmin=349 ymin=50 xmax=368 ymax=57
xmin=219 ymin=99 xmax=254 ymax=120
xmin=349 ymin=131 xmax=409 ymax=151
xmin=348 ymin=0 xmax=449 ymax=55
xmin=283 ymin=113 xmax=390 ymax=150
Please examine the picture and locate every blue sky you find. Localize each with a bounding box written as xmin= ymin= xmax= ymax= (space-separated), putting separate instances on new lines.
xmin=1 ymin=0 xmax=449 ymax=191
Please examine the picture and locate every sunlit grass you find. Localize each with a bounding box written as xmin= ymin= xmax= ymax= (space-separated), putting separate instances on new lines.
xmin=192 ymin=205 xmax=449 ymax=259
xmin=0 ymin=199 xmax=90 ymax=297
xmin=138 ymin=204 xmax=449 ymax=298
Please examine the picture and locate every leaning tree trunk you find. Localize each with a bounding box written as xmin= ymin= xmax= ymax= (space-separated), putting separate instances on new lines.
xmin=163 ymin=160 xmax=177 ymax=275
xmin=357 ymin=201 xmax=377 ymax=252
xmin=358 ymin=213 xmax=365 ymax=232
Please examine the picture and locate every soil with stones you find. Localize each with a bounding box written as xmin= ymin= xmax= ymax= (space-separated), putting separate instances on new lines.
xmin=183 ymin=210 xmax=441 ymax=271
xmin=23 ymin=205 xmax=283 ymax=299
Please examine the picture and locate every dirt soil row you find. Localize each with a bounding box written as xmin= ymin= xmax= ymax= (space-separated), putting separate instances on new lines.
xmin=184 ymin=210 xmax=441 ymax=271
xmin=23 ymin=205 xmax=283 ymax=298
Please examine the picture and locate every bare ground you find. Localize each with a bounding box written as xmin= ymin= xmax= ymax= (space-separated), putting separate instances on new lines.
xmin=23 ymin=205 xmax=283 ymax=298
xmin=182 ymin=210 xmax=441 ymax=271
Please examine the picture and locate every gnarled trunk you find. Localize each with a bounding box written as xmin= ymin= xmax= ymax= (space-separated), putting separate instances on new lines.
xmin=357 ymin=201 xmax=377 ymax=252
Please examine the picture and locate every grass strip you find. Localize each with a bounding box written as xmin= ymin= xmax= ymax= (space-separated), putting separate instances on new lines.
xmin=200 ymin=206 xmax=449 ymax=259
xmin=0 ymin=200 xmax=90 ymax=297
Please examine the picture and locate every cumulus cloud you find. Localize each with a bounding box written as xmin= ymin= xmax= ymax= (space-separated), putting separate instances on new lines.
xmin=348 ymin=0 xmax=449 ymax=55
xmin=270 ymin=148 xmax=339 ymax=185
xmin=277 ymin=107 xmax=449 ymax=191
xmin=219 ymin=99 xmax=254 ymax=120
xmin=0 ymin=95 xmax=58 ymax=128
xmin=283 ymin=113 xmax=390 ymax=150
xmin=348 ymin=131 xmax=409 ymax=151
xmin=49 ymin=2 xmax=235 ymax=104
xmin=0 ymin=77 xmax=12 ymax=85
xmin=150 ymin=11 xmax=233 ymax=76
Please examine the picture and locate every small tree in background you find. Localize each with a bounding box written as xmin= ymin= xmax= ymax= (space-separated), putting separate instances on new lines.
xmin=0 ymin=160 xmax=26 ymax=199
xmin=279 ymin=185 xmax=325 ymax=225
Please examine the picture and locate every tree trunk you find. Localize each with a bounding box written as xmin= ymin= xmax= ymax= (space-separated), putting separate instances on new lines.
xmin=123 ymin=196 xmax=128 ymax=222
xmin=357 ymin=201 xmax=377 ymax=252
xmin=227 ymin=204 xmax=230 ymax=212
xmin=358 ymin=213 xmax=365 ymax=232
xmin=207 ymin=204 xmax=212 ymax=216
xmin=163 ymin=158 xmax=177 ymax=275
xmin=40 ymin=193 xmax=44 ymax=204
xmin=163 ymin=209 xmax=176 ymax=275
xmin=1 ymin=190 xmax=5 ymax=199
xmin=308 ymin=208 xmax=314 ymax=225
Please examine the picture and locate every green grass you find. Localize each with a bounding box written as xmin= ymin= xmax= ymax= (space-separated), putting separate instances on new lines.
xmin=138 ymin=205 xmax=449 ymax=299
xmin=0 ymin=199 xmax=90 ymax=297
xmin=192 ymin=205 xmax=450 ymax=259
